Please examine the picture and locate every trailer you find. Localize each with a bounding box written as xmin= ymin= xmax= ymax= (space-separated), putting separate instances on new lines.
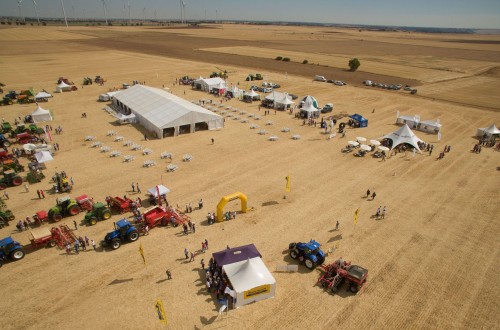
xmin=75 ymin=194 xmax=94 ymax=211
xmin=139 ymin=205 xmax=188 ymax=230
xmin=317 ymin=258 xmax=368 ymax=294
xmin=26 ymin=225 xmax=76 ymax=250
xmin=108 ymin=196 xmax=135 ymax=214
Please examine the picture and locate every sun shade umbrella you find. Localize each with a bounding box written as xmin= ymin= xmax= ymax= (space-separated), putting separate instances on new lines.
xmin=360 ymin=144 xmax=372 ymax=151
xmin=378 ymin=146 xmax=390 ymax=152
xmin=370 ymin=139 xmax=381 ymax=146
xmin=356 ymin=136 xmax=367 ymax=142
xmin=348 ymin=141 xmax=360 ymax=147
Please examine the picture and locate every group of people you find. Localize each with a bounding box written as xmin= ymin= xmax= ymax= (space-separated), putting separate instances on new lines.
xmin=182 ymin=219 xmax=196 ymax=235
xmin=205 ymin=258 xmax=231 ymax=300
xmin=65 ymin=236 xmax=97 ymax=254
xmin=437 ymin=145 xmax=452 ymax=160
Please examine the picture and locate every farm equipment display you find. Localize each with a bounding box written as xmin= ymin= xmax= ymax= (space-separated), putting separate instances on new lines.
xmin=5 ymin=91 xmax=18 ymax=100
xmin=0 ymin=97 xmax=13 ymax=106
xmin=1 ymin=159 xmax=24 ymax=173
xmin=317 ymin=258 xmax=368 ymax=294
xmin=1 ymin=122 xmax=12 ymax=134
xmin=47 ymin=196 xmax=83 ymax=222
xmin=288 ymin=240 xmax=326 ymax=270
xmin=0 ymin=150 xmax=13 ymax=161
xmin=108 ymin=196 xmax=135 ymax=213
xmin=26 ymin=225 xmax=76 ymax=250
xmin=84 ymin=202 xmax=112 ymax=225
xmin=138 ymin=205 xmax=188 ymax=230
xmin=26 ymin=171 xmax=45 ymax=184
xmin=0 ymin=134 xmax=11 ymax=148
xmin=0 ymin=209 xmax=15 ymax=228
xmin=52 ymin=172 xmax=72 ymax=193
xmin=102 ymin=219 xmax=140 ymax=250
xmin=74 ymin=195 xmax=94 ymax=211
xmin=26 ymin=124 xmax=44 ymax=135
xmin=0 ymin=236 xmax=25 ymax=266
xmin=17 ymin=94 xmax=35 ymax=104
xmin=94 ymin=76 xmax=105 ymax=84
xmin=0 ymin=170 xmax=23 ymax=190
xmin=83 ymin=77 xmax=93 ymax=85
xmin=16 ymin=132 xmax=34 ymax=144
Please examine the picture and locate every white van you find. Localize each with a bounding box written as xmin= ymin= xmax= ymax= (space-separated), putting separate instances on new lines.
xmin=314 ymin=75 xmax=327 ymax=82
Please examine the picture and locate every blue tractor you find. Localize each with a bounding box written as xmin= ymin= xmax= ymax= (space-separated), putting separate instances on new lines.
xmin=103 ymin=219 xmax=139 ymax=250
xmin=0 ymin=236 xmax=25 ymax=267
xmin=288 ymin=240 xmax=326 ymax=270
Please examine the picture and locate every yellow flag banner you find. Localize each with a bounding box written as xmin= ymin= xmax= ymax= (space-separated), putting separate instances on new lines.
xmin=139 ymin=243 xmax=146 ymax=265
xmin=155 ymin=299 xmax=167 ymax=324
xmin=353 ymin=208 xmax=360 ymax=224
xmin=285 ymin=175 xmax=291 ymax=193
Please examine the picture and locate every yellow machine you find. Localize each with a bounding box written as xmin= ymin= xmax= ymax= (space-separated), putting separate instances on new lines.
xmin=216 ymin=192 xmax=248 ymax=222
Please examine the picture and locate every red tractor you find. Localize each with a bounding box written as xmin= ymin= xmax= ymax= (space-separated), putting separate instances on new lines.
xmin=317 ymin=258 xmax=368 ymax=294
xmin=16 ymin=132 xmax=34 ymax=145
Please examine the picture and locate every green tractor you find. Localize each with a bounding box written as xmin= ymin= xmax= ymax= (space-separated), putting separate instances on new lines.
xmin=1 ymin=122 xmax=12 ymax=134
xmin=0 ymin=97 xmax=13 ymax=106
xmin=84 ymin=202 xmax=112 ymax=225
xmin=255 ymin=73 xmax=263 ymax=80
xmin=0 ymin=170 xmax=23 ymax=190
xmin=0 ymin=209 xmax=15 ymax=228
xmin=1 ymin=162 xmax=24 ymax=173
xmin=27 ymin=124 xmax=44 ymax=135
xmin=48 ymin=196 xmax=81 ymax=222
xmin=26 ymin=171 xmax=45 ymax=184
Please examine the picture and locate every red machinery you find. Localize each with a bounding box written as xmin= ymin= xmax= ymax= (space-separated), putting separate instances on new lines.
xmin=0 ymin=150 xmax=13 ymax=161
xmin=317 ymin=258 xmax=368 ymax=294
xmin=26 ymin=225 xmax=77 ymax=249
xmin=108 ymin=196 xmax=135 ymax=213
xmin=33 ymin=210 xmax=48 ymax=225
xmin=75 ymin=194 xmax=94 ymax=211
xmin=136 ymin=205 xmax=188 ymax=231
xmin=16 ymin=132 xmax=34 ymax=144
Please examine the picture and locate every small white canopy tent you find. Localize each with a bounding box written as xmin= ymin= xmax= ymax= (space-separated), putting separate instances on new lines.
xmin=383 ymin=124 xmax=424 ymax=152
xmin=35 ymin=150 xmax=54 ymax=163
xmin=222 ymin=257 xmax=276 ymax=308
xmin=229 ymin=86 xmax=244 ymax=99
xmin=34 ymin=91 xmax=52 ymax=101
xmin=419 ymin=119 xmax=442 ymax=134
xmin=31 ymin=105 xmax=53 ymax=123
xmin=299 ymin=97 xmax=320 ymax=118
xmin=476 ymin=124 xmax=500 ymax=139
xmin=193 ymin=77 xmax=226 ymax=92
xmin=245 ymin=90 xmax=260 ymax=100
xmin=396 ymin=114 xmax=420 ymax=129
xmin=56 ymin=81 xmax=71 ymax=93
xmin=147 ymin=185 xmax=171 ymax=197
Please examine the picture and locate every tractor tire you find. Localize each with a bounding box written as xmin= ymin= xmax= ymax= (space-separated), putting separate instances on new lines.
xmin=289 ymin=249 xmax=299 ymax=260
xmin=90 ymin=217 xmax=97 ymax=225
xmin=3 ymin=141 xmax=10 ymax=147
xmin=52 ymin=214 xmax=63 ymax=222
xmin=288 ymin=242 xmax=296 ymax=250
xmin=0 ymin=183 xmax=7 ymax=190
xmin=12 ymin=177 xmax=23 ymax=186
xmin=350 ymin=284 xmax=359 ymax=293
xmin=68 ymin=205 xmax=80 ymax=216
xmin=8 ymin=215 xmax=15 ymax=221
xmin=111 ymin=239 xmax=121 ymax=250
xmin=161 ymin=218 xmax=168 ymax=226
xmin=10 ymin=248 xmax=25 ymax=261
xmin=317 ymin=255 xmax=325 ymax=265
xmin=48 ymin=241 xmax=56 ymax=248
xmin=128 ymin=231 xmax=139 ymax=242
xmin=102 ymin=210 xmax=111 ymax=220
xmin=304 ymin=259 xmax=316 ymax=270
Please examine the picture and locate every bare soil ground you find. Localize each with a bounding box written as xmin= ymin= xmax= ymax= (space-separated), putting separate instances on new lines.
xmin=0 ymin=25 xmax=499 ymax=330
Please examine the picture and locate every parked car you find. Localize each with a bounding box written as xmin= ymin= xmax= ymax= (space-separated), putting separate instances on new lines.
xmin=321 ymin=103 xmax=334 ymax=113
xmin=314 ymin=75 xmax=327 ymax=82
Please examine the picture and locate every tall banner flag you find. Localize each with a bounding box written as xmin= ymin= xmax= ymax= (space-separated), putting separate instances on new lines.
xmin=139 ymin=243 xmax=146 ymax=265
xmin=437 ymin=132 xmax=442 ymax=141
xmin=285 ymin=175 xmax=291 ymax=192
xmin=155 ymin=300 xmax=167 ymax=324
xmin=44 ymin=125 xmax=52 ymax=142
xmin=353 ymin=208 xmax=360 ymax=224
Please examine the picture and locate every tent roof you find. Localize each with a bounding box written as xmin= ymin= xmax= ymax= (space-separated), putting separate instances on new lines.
xmin=213 ymin=244 xmax=262 ymax=266
xmin=420 ymin=119 xmax=442 ymax=127
xmin=222 ymin=257 xmax=276 ymax=292
xmin=113 ymin=85 xmax=222 ymax=130
xmin=35 ymin=150 xmax=54 ymax=163
xmin=147 ymin=185 xmax=171 ymax=197
xmin=194 ymin=77 xmax=226 ymax=86
xmin=57 ymin=81 xmax=71 ymax=88
xmin=480 ymin=124 xmax=500 ymax=134
xmin=383 ymin=124 xmax=423 ymax=152
xmin=32 ymin=105 xmax=50 ymax=115
xmin=35 ymin=91 xmax=52 ymax=98
xmin=245 ymin=90 xmax=259 ymax=97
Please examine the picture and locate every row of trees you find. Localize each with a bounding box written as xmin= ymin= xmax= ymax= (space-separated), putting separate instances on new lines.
xmin=274 ymin=56 xmax=361 ymax=72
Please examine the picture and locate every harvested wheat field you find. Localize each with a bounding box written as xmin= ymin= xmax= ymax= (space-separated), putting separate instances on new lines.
xmin=0 ymin=25 xmax=499 ymax=330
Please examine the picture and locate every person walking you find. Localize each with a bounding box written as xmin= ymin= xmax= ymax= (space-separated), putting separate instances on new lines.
xmin=70 ymin=177 xmax=74 ymax=185
xmin=211 ymin=138 xmax=214 ymax=145
xmin=382 ymin=206 xmax=386 ymax=219
xmin=201 ymin=258 xmax=205 ymax=269
xmin=37 ymin=190 xmax=41 ymax=199
xmin=198 ymin=199 xmax=203 ymax=210
xmin=166 ymin=269 xmax=172 ymax=280
xmin=184 ymin=248 xmax=189 ymax=259
xmin=40 ymin=190 xmax=45 ymax=198
xmin=65 ymin=243 xmax=71 ymax=255
xmin=91 ymin=239 xmax=97 ymax=251
xmin=3 ymin=191 xmax=8 ymax=200
xmin=73 ymin=220 xmax=78 ymax=230
xmin=205 ymin=239 xmax=209 ymax=249
xmin=136 ymin=183 xmax=141 ymax=194
xmin=85 ymin=236 xmax=89 ymax=246
xmin=335 ymin=220 xmax=339 ymax=231
xmin=24 ymin=183 xmax=29 ymax=193
xmin=376 ymin=206 xmax=381 ymax=219
xmin=192 ymin=223 xmax=196 ymax=233
xmin=371 ymin=192 xmax=377 ymax=200
xmin=131 ymin=182 xmax=135 ymax=192
xmin=366 ymin=189 xmax=370 ymax=198
xmin=190 ymin=252 xmax=195 ymax=262
xmin=74 ymin=240 xmax=79 ymax=254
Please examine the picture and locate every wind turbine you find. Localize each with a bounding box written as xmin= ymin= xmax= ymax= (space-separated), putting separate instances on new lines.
xmin=182 ymin=1 xmax=186 ymax=23
xmin=32 ymin=0 xmax=40 ymax=23
xmin=17 ymin=0 xmax=25 ymax=23
xmin=102 ymin=0 xmax=108 ymax=25
xmin=60 ymin=0 xmax=69 ymax=27
xmin=128 ymin=2 xmax=131 ymax=23
xmin=142 ymin=7 xmax=146 ymax=21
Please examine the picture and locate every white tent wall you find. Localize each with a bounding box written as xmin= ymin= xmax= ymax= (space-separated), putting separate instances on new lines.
xmin=31 ymin=106 xmax=53 ymax=123
xmin=476 ymin=124 xmax=500 ymax=138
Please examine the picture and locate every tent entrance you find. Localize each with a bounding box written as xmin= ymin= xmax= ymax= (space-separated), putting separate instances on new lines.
xmin=179 ymin=124 xmax=191 ymax=135
xmin=163 ymin=128 xmax=175 ymax=138
xmin=195 ymin=122 xmax=208 ymax=132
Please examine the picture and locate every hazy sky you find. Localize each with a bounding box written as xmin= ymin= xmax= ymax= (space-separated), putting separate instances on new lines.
xmin=1 ymin=0 xmax=499 ymax=29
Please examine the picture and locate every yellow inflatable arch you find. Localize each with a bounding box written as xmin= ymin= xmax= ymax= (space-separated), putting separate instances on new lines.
xmin=216 ymin=192 xmax=248 ymax=222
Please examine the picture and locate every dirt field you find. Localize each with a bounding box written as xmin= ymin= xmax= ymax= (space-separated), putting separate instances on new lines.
xmin=0 ymin=25 xmax=499 ymax=330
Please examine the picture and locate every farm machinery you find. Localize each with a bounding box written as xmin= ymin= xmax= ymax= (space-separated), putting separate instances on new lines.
xmin=15 ymin=132 xmax=35 ymax=144
xmin=107 ymin=196 xmax=135 ymax=213
xmin=84 ymin=202 xmax=112 ymax=225
xmin=102 ymin=219 xmax=140 ymax=250
xmin=137 ymin=205 xmax=188 ymax=230
xmin=0 ymin=209 xmax=15 ymax=228
xmin=1 ymin=122 xmax=12 ymax=134
xmin=83 ymin=77 xmax=93 ymax=85
xmin=288 ymin=240 xmax=326 ymax=270
xmin=317 ymin=258 xmax=368 ymax=294
xmin=52 ymin=172 xmax=72 ymax=193
xmin=46 ymin=195 xmax=93 ymax=222
xmin=0 ymin=97 xmax=14 ymax=106
xmin=0 ymin=134 xmax=11 ymax=148
xmin=0 ymin=170 xmax=23 ymax=190
xmin=25 ymin=225 xmax=76 ymax=250
xmin=0 ymin=236 xmax=25 ymax=267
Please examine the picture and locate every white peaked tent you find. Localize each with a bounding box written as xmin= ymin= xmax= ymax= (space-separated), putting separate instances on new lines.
xmin=56 ymin=81 xmax=71 ymax=93
xmin=300 ymin=97 xmax=320 ymax=118
xmin=245 ymin=89 xmax=260 ymax=100
xmin=147 ymin=185 xmax=171 ymax=197
xmin=35 ymin=151 xmax=54 ymax=163
xmin=31 ymin=105 xmax=53 ymax=123
xmin=222 ymin=257 xmax=276 ymax=308
xmin=383 ymin=124 xmax=424 ymax=152
xmin=476 ymin=124 xmax=500 ymax=139
xmin=35 ymin=91 xmax=52 ymax=100
xmin=419 ymin=119 xmax=442 ymax=134
xmin=113 ymin=85 xmax=224 ymax=138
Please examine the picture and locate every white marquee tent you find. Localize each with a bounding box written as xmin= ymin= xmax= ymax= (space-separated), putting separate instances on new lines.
xmin=245 ymin=89 xmax=260 ymax=100
xmin=419 ymin=119 xmax=442 ymax=134
xmin=222 ymin=257 xmax=276 ymax=308
xmin=476 ymin=124 xmax=500 ymax=139
xmin=113 ymin=85 xmax=224 ymax=138
xmin=147 ymin=185 xmax=171 ymax=197
xmin=34 ymin=91 xmax=52 ymax=101
xmin=265 ymin=91 xmax=295 ymax=109
xmin=193 ymin=77 xmax=226 ymax=93
xmin=383 ymin=124 xmax=424 ymax=152
xmin=56 ymin=81 xmax=71 ymax=93
xmin=31 ymin=105 xmax=53 ymax=123
xmin=35 ymin=150 xmax=54 ymax=163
